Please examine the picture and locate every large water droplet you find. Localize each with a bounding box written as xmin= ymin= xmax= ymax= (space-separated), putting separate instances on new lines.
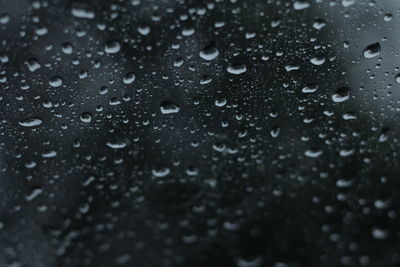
xmin=199 ymin=41 xmax=219 ymax=61
xmin=152 ymin=167 xmax=171 ymax=178
xmin=363 ymin=42 xmax=381 ymax=59
xmin=61 ymin=42 xmax=74 ymax=54
xmin=49 ymin=76 xmax=63 ymax=87
xmin=19 ymin=117 xmax=43 ymax=127
xmin=71 ymin=7 xmax=95 ymax=19
xmin=105 ymin=41 xmax=121 ymax=54
xmin=227 ymin=63 xmax=247 ymax=75
xmin=302 ymin=83 xmax=318 ymax=93
xmin=332 ymin=86 xmax=350 ymax=103
xmin=26 ymin=58 xmax=41 ymax=72
xmin=294 ymin=1 xmax=310 ymax=10
xmin=123 ymin=72 xmax=136 ymax=84
xmin=138 ymin=24 xmax=150 ymax=36
xmin=106 ymin=141 xmax=127 ymax=149
xmin=80 ymin=112 xmax=92 ymax=123
xmin=160 ymin=101 xmax=180 ymax=114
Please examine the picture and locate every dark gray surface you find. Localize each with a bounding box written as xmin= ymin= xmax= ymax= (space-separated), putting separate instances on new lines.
xmin=1 ymin=0 xmax=400 ymax=266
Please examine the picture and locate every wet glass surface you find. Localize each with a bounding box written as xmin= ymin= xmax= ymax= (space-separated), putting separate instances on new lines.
xmin=1 ymin=0 xmax=400 ymax=266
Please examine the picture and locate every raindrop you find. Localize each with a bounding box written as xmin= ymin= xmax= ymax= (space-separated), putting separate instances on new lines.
xmin=305 ymin=149 xmax=323 ymax=158
xmin=18 ymin=117 xmax=43 ymax=127
xmin=71 ymin=7 xmax=95 ymax=19
xmin=42 ymin=150 xmax=57 ymax=158
xmin=0 ymin=13 xmax=10 ymax=24
xmin=227 ymin=63 xmax=247 ymax=75
xmin=363 ymin=42 xmax=381 ymax=59
xmin=310 ymin=57 xmax=325 ymax=65
xmin=105 ymin=41 xmax=121 ymax=54
xmin=395 ymin=74 xmax=400 ymax=84
xmin=332 ymin=86 xmax=350 ymax=103
xmin=138 ymin=24 xmax=151 ymax=35
xmin=106 ymin=141 xmax=127 ymax=149
xmin=372 ymin=228 xmax=388 ymax=239
xmin=302 ymin=83 xmax=318 ymax=93
xmin=123 ymin=72 xmax=136 ymax=84
xmin=294 ymin=1 xmax=310 ymax=10
xmin=160 ymin=101 xmax=180 ymax=114
xmin=49 ymin=76 xmax=63 ymax=87
xmin=199 ymin=41 xmax=219 ymax=61
xmin=26 ymin=58 xmax=41 ymax=72
xmin=152 ymin=168 xmax=170 ymax=177
xmin=80 ymin=112 xmax=92 ymax=123
xmin=61 ymin=42 xmax=74 ymax=54
xmin=342 ymin=0 xmax=356 ymax=7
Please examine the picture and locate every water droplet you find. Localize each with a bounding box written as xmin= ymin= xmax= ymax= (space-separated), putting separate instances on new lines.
xmin=294 ymin=1 xmax=310 ymax=10
xmin=61 ymin=42 xmax=74 ymax=54
xmin=227 ymin=63 xmax=247 ymax=75
xmin=182 ymin=27 xmax=195 ymax=36
xmin=71 ymin=7 xmax=95 ymax=19
xmin=395 ymin=74 xmax=400 ymax=84
xmin=285 ymin=64 xmax=300 ymax=72
xmin=138 ymin=24 xmax=150 ymax=35
xmin=42 ymin=150 xmax=57 ymax=158
xmin=270 ymin=125 xmax=280 ymax=138
xmin=332 ymin=86 xmax=350 ymax=103
xmin=372 ymin=228 xmax=388 ymax=239
xmin=384 ymin=13 xmax=393 ymax=22
xmin=80 ymin=112 xmax=92 ymax=123
xmin=106 ymin=141 xmax=127 ymax=149
xmin=123 ymin=72 xmax=136 ymax=84
xmin=363 ymin=42 xmax=381 ymax=59
xmin=313 ymin=19 xmax=326 ymax=30
xmin=25 ymin=58 xmax=41 ymax=72
xmin=199 ymin=41 xmax=219 ymax=61
xmin=49 ymin=76 xmax=63 ymax=87
xmin=215 ymin=98 xmax=227 ymax=107
xmin=0 ymin=13 xmax=10 ymax=24
xmin=160 ymin=101 xmax=180 ymax=114
xmin=200 ymin=75 xmax=212 ymax=85
xmin=105 ymin=41 xmax=121 ymax=54
xmin=25 ymin=188 xmax=43 ymax=202
xmin=310 ymin=57 xmax=325 ymax=65
xmin=305 ymin=149 xmax=323 ymax=158
xmin=302 ymin=83 xmax=318 ymax=93
xmin=19 ymin=117 xmax=43 ymax=127
xmin=152 ymin=167 xmax=170 ymax=177
xmin=342 ymin=0 xmax=355 ymax=8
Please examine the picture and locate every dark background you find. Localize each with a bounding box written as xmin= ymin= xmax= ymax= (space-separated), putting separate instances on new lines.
xmin=1 ymin=0 xmax=400 ymax=266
